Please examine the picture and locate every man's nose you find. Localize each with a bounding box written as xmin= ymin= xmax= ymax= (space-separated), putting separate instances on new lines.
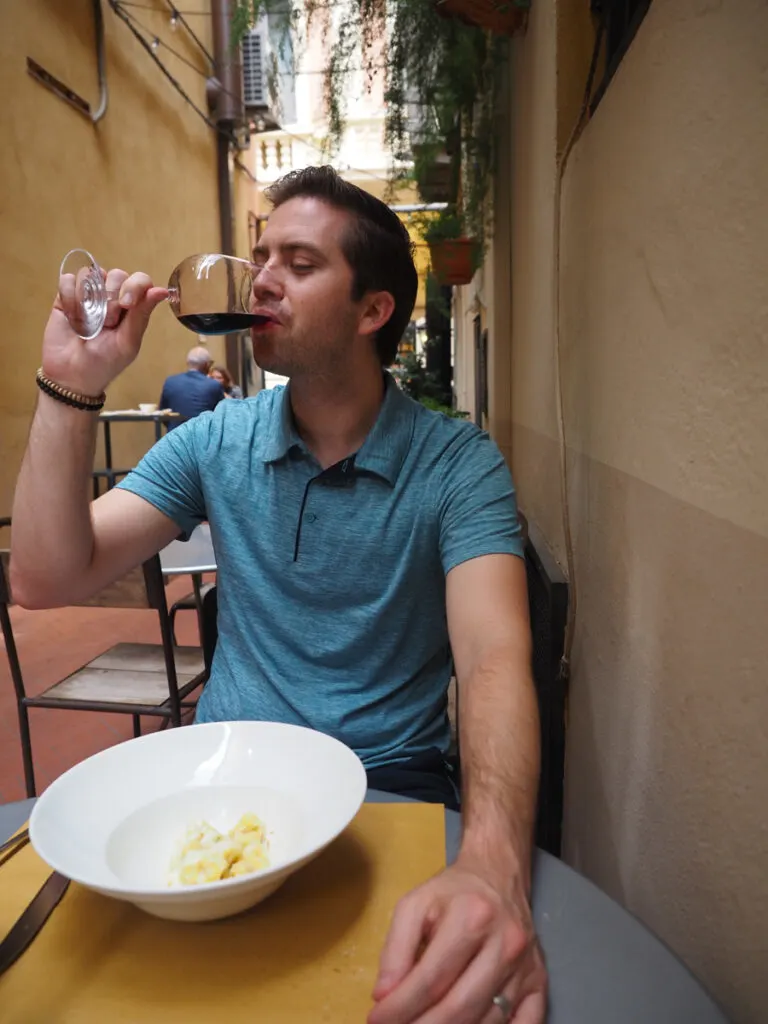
xmin=251 ymin=264 xmax=283 ymax=300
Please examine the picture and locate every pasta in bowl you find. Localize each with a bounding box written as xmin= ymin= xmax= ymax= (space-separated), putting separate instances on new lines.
xmin=168 ymin=813 xmax=270 ymax=886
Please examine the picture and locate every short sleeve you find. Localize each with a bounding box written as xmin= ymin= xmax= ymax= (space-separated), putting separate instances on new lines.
xmin=116 ymin=418 xmax=207 ymax=537
xmin=435 ymin=428 xmax=524 ymax=575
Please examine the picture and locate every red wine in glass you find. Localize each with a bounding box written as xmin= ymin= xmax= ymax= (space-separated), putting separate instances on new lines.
xmin=177 ymin=312 xmax=268 ymax=335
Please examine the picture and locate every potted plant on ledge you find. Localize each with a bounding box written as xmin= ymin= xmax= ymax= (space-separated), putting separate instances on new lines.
xmin=418 ymin=208 xmax=480 ymax=287
xmin=435 ymin=0 xmax=530 ymax=36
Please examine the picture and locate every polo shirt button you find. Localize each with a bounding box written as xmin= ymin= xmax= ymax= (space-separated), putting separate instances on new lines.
xmin=305 ymin=513 xmax=317 ymax=523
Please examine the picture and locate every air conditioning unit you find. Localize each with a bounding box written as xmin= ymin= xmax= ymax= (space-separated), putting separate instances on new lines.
xmin=242 ymin=27 xmax=268 ymax=110
xmin=241 ymin=19 xmax=296 ymax=131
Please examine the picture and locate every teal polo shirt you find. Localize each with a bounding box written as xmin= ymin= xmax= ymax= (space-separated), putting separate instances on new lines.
xmin=118 ymin=374 xmax=523 ymax=768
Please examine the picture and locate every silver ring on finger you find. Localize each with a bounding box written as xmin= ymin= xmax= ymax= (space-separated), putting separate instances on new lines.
xmin=492 ymin=992 xmax=513 ymax=1020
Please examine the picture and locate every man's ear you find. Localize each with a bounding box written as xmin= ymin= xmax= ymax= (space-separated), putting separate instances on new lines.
xmin=358 ymin=290 xmax=395 ymax=337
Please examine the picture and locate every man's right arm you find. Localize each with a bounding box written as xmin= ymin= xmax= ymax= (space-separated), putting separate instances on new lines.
xmin=11 ymin=268 xmax=178 ymax=608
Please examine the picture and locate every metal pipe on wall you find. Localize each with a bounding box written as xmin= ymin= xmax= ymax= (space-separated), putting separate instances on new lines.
xmin=91 ymin=0 xmax=108 ymax=123
xmin=210 ymin=0 xmax=243 ymax=380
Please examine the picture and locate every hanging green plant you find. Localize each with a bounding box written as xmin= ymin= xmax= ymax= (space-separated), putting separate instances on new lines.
xmin=231 ymin=0 xmax=508 ymax=257
xmin=414 ymin=207 xmax=465 ymax=245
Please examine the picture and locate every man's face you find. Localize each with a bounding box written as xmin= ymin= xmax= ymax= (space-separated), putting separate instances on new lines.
xmin=249 ymin=197 xmax=363 ymax=378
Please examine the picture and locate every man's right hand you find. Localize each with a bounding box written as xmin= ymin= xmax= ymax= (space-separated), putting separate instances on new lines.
xmin=44 ymin=268 xmax=168 ymax=396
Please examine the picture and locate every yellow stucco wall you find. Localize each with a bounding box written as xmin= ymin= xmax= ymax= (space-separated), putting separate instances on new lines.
xmin=0 ymin=0 xmax=251 ymax=513
xmin=462 ymin=1 xmax=768 ymax=1020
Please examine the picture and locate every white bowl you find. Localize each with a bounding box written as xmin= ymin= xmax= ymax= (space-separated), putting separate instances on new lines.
xmin=138 ymin=402 xmax=158 ymax=413
xmin=29 ymin=722 xmax=367 ymax=922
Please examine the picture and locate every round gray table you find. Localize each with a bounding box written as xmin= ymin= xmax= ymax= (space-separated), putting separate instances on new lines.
xmin=0 ymin=794 xmax=728 ymax=1023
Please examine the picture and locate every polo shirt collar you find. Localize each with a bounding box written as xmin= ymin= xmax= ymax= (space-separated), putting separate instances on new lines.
xmin=261 ymin=373 xmax=415 ymax=486
xmin=260 ymin=384 xmax=304 ymax=463
xmin=355 ymin=373 xmax=416 ymax=485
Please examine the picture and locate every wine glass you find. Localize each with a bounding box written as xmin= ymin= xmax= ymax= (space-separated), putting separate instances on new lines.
xmin=59 ymin=249 xmax=268 ymax=341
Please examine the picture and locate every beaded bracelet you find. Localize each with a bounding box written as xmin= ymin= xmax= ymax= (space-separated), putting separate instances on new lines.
xmin=35 ymin=368 xmax=106 ymax=412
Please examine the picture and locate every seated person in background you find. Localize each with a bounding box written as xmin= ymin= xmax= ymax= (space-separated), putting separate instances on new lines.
xmin=209 ymin=364 xmax=243 ymax=399
xmin=12 ymin=166 xmax=546 ymax=1024
xmin=159 ymin=346 xmax=224 ymax=426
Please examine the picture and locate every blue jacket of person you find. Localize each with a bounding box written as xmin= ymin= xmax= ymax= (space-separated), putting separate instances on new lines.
xmin=159 ymin=351 xmax=224 ymax=428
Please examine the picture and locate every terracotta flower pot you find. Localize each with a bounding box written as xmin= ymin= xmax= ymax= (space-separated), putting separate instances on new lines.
xmin=428 ymin=238 xmax=478 ymax=286
xmin=435 ymin=0 xmax=529 ymax=36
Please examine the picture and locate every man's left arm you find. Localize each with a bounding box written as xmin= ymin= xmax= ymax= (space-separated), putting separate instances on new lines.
xmin=451 ymin=552 xmax=539 ymax=905
xmin=369 ymin=552 xmax=546 ymax=1024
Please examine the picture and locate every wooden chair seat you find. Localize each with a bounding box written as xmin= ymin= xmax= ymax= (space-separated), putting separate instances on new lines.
xmin=41 ymin=643 xmax=204 ymax=707
xmin=88 ymin=642 xmax=204 ymax=676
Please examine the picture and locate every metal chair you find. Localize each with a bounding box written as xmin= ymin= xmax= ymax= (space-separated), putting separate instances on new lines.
xmin=200 ymin=584 xmax=218 ymax=675
xmin=169 ymin=581 xmax=215 ymax=646
xmin=0 ymin=523 xmax=208 ymax=797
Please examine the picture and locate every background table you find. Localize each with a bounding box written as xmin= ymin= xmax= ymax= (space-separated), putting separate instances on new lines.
xmin=93 ymin=410 xmax=181 ymax=497
xmin=0 ymin=792 xmax=728 ymax=1022
xmin=99 ymin=409 xmax=181 ymax=456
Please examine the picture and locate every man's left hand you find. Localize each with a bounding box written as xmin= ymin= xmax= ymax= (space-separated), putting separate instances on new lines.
xmin=368 ymin=860 xmax=547 ymax=1024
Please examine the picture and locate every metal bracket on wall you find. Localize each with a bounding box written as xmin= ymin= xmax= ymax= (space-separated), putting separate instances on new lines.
xmin=26 ymin=58 xmax=92 ymax=119
xmin=26 ymin=0 xmax=108 ymax=123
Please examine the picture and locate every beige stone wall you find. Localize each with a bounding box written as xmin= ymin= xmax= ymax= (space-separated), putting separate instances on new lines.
xmin=458 ymin=0 xmax=768 ymax=1020
xmin=507 ymin=0 xmax=566 ymax=562
xmin=0 ymin=1 xmax=252 ymax=514
xmin=559 ymin=4 xmax=768 ymax=1020
xmin=452 ymin=286 xmax=477 ymax=421
xmin=486 ymin=53 xmax=513 ymax=463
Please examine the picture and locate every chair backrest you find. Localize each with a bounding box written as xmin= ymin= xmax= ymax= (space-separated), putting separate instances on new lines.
xmin=0 ymin=517 xmax=11 ymax=605
xmin=0 ymin=548 xmax=167 ymax=613
xmin=201 ymin=585 xmax=218 ymax=674
xmin=523 ymin=517 xmax=568 ymax=858
xmin=0 ymin=549 xmax=12 ymax=606
xmin=0 ymin=547 xmax=26 ymax=710
xmin=75 ymin=556 xmax=167 ymax=611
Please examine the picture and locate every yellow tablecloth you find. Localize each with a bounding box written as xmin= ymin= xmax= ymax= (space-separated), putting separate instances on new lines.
xmin=0 ymin=803 xmax=445 ymax=1022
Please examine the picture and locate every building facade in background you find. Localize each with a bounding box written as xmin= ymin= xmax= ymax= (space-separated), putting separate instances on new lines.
xmin=240 ymin=9 xmax=431 ymax=388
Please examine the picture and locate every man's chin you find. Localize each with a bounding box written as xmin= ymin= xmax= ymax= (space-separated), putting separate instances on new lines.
xmin=250 ymin=334 xmax=284 ymax=374
xmin=251 ymin=350 xmax=293 ymax=378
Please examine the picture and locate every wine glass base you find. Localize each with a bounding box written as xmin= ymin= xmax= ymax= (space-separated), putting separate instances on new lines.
xmin=59 ymin=248 xmax=109 ymax=340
